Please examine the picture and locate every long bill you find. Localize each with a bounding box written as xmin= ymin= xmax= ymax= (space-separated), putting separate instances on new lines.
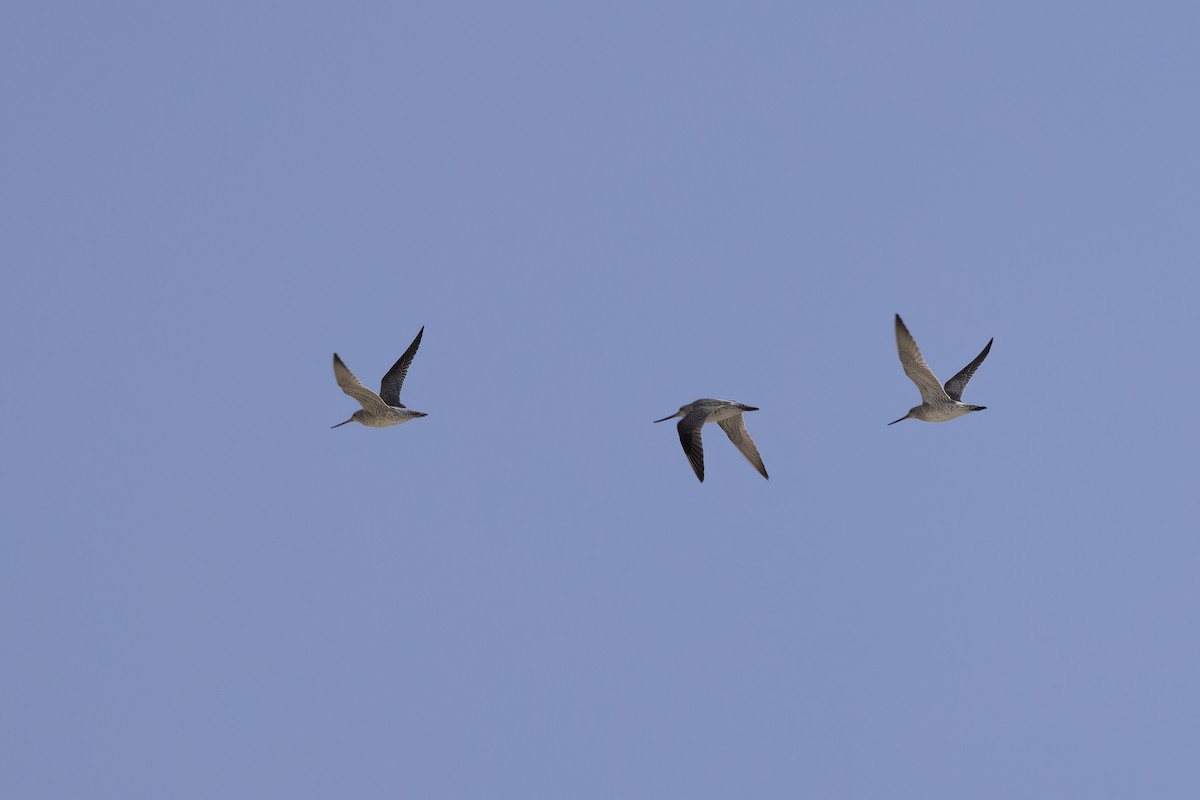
xmin=331 ymin=417 xmax=355 ymax=428
xmin=887 ymin=414 xmax=909 ymax=425
xmin=652 ymin=414 xmax=677 ymax=423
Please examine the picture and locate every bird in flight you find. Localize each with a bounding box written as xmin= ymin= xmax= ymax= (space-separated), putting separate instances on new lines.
xmin=332 ymin=326 xmax=428 ymax=429
xmin=890 ymin=314 xmax=992 ymax=425
xmin=655 ymin=399 xmax=769 ymax=482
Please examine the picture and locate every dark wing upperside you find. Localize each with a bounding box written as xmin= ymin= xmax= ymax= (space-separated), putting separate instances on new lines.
xmin=676 ymin=409 xmax=708 ymax=482
xmin=943 ymin=338 xmax=993 ymax=402
xmin=379 ymin=326 xmax=424 ymax=408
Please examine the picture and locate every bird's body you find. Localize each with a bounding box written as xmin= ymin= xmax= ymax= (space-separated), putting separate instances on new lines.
xmin=655 ymin=399 xmax=769 ymax=482
xmin=332 ymin=327 xmax=428 ymax=429
xmin=890 ymin=314 xmax=992 ymax=425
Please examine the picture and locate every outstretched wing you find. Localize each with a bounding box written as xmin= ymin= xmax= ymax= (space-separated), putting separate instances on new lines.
xmin=943 ymin=338 xmax=993 ymax=402
xmin=895 ymin=314 xmax=951 ymax=405
xmin=717 ymin=415 xmax=769 ymax=480
xmin=676 ymin=409 xmax=708 ymax=483
xmin=334 ymin=354 xmax=392 ymax=415
xmin=379 ymin=326 xmax=424 ymax=408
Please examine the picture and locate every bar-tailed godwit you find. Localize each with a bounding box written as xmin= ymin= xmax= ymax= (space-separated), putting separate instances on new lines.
xmin=332 ymin=326 xmax=428 ymax=429
xmin=890 ymin=314 xmax=991 ymax=425
xmin=655 ymin=399 xmax=769 ymax=482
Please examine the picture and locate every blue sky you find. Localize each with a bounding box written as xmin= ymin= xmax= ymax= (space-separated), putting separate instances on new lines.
xmin=4 ymin=2 xmax=1199 ymax=797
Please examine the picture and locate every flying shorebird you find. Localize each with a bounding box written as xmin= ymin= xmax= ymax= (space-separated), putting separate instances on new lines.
xmin=331 ymin=326 xmax=428 ymax=429
xmin=654 ymin=399 xmax=769 ymax=482
xmin=890 ymin=314 xmax=992 ymax=425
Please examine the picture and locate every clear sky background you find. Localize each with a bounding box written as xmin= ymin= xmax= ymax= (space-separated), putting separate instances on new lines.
xmin=4 ymin=2 xmax=1199 ymax=798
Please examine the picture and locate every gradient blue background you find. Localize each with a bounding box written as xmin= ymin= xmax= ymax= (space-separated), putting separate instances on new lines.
xmin=4 ymin=2 xmax=1199 ymax=797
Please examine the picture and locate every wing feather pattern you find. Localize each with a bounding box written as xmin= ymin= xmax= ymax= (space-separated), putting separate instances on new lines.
xmin=676 ymin=409 xmax=708 ymax=483
xmin=333 ymin=354 xmax=392 ymax=415
xmin=379 ymin=326 xmax=424 ymax=408
xmin=895 ymin=315 xmax=951 ymax=405
xmin=943 ymin=338 xmax=993 ymax=402
xmin=717 ymin=415 xmax=769 ymax=479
